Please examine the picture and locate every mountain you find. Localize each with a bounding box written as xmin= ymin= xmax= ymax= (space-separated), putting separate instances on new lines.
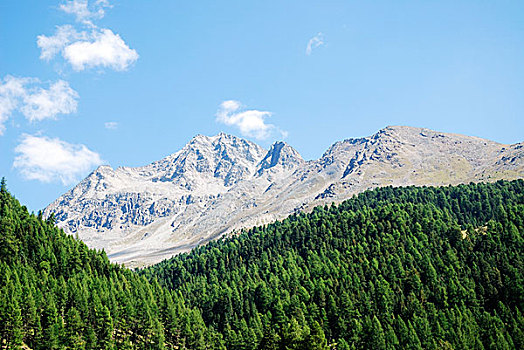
xmin=44 ymin=126 xmax=524 ymax=266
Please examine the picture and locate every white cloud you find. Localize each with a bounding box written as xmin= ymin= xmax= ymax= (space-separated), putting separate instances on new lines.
xmin=104 ymin=121 xmax=118 ymax=129
xmin=38 ymin=26 xmax=139 ymax=71
xmin=21 ymin=80 xmax=79 ymax=122
xmin=59 ymin=0 xmax=111 ymax=24
xmin=216 ymin=100 xmax=287 ymax=140
xmin=13 ymin=134 xmax=103 ymax=185
xmin=0 ymin=76 xmax=30 ymax=134
xmin=306 ymin=32 xmax=325 ymax=55
xmin=64 ymin=29 xmax=138 ymax=71
xmin=0 ymin=76 xmax=78 ymax=134
xmin=37 ymin=25 xmax=86 ymax=60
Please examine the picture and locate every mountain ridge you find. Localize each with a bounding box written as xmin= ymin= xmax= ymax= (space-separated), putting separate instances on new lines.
xmin=44 ymin=125 xmax=524 ymax=266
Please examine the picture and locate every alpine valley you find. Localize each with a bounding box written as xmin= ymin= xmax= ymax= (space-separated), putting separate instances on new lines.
xmin=44 ymin=126 xmax=524 ymax=267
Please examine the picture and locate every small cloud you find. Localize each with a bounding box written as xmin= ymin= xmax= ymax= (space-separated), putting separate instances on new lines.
xmin=21 ymin=80 xmax=79 ymax=122
xmin=306 ymin=32 xmax=324 ymax=55
xmin=0 ymin=76 xmax=78 ymax=134
xmin=59 ymin=0 xmax=111 ymax=24
xmin=216 ymin=100 xmax=287 ymax=140
xmin=38 ymin=26 xmax=139 ymax=72
xmin=104 ymin=121 xmax=118 ymax=129
xmin=64 ymin=29 xmax=139 ymax=71
xmin=13 ymin=134 xmax=103 ymax=185
xmin=0 ymin=76 xmax=28 ymax=135
xmin=38 ymin=2 xmax=138 ymax=72
xmin=37 ymin=25 xmax=86 ymax=61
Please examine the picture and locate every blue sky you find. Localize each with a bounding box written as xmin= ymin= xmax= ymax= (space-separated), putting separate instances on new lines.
xmin=1 ymin=0 xmax=523 ymax=211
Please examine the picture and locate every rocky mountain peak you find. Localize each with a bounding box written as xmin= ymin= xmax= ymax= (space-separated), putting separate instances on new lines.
xmin=44 ymin=126 xmax=524 ymax=267
xmin=183 ymin=132 xmax=265 ymax=156
xmin=257 ymin=141 xmax=304 ymax=175
xmin=95 ymin=164 xmax=113 ymax=173
xmin=211 ymin=133 xmax=266 ymax=162
xmin=150 ymin=133 xmax=266 ymax=188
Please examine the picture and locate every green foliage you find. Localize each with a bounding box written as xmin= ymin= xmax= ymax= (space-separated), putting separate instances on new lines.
xmin=1 ymin=178 xmax=523 ymax=349
xmin=143 ymin=180 xmax=524 ymax=349
xmin=0 ymin=180 xmax=223 ymax=349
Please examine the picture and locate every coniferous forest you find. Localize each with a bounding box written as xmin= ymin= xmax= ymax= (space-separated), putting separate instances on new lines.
xmin=1 ymin=179 xmax=523 ymax=349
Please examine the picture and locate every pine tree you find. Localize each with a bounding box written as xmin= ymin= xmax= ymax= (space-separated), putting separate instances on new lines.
xmin=306 ymin=321 xmax=329 ymax=350
xmin=97 ymin=305 xmax=114 ymax=348
xmin=368 ymin=316 xmax=386 ymax=350
xmin=41 ymin=298 xmax=60 ymax=350
xmin=258 ymin=323 xmax=279 ymax=350
xmin=65 ymin=307 xmax=86 ymax=349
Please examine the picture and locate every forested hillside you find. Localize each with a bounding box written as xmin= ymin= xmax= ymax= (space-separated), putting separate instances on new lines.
xmin=143 ymin=180 xmax=524 ymax=349
xmin=1 ymin=179 xmax=523 ymax=349
xmin=0 ymin=179 xmax=224 ymax=349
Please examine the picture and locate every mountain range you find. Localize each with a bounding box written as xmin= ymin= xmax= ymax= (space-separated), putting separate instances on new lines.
xmin=44 ymin=126 xmax=524 ymax=266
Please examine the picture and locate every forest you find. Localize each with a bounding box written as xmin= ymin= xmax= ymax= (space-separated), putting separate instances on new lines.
xmin=1 ymin=179 xmax=523 ymax=349
xmin=0 ymin=178 xmax=223 ymax=349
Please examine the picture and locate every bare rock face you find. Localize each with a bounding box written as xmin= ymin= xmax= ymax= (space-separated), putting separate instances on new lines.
xmin=256 ymin=142 xmax=304 ymax=180
xmin=45 ymin=126 xmax=524 ymax=267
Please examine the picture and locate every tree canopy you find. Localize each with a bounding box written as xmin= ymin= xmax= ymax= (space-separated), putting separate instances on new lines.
xmin=143 ymin=180 xmax=524 ymax=349
xmin=1 ymin=179 xmax=523 ymax=349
